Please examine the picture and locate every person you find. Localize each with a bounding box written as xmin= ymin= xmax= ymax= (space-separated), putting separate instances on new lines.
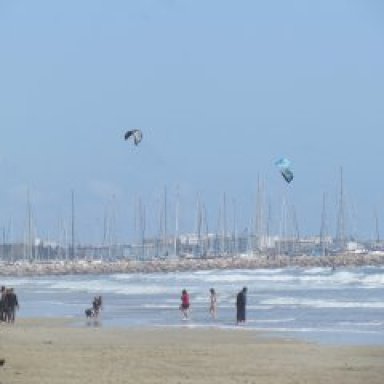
xmin=209 ymin=288 xmax=217 ymax=319
xmin=92 ymin=296 xmax=103 ymax=319
xmin=0 ymin=286 xmax=6 ymax=322
xmin=97 ymin=296 xmax=103 ymax=313
xmin=179 ymin=289 xmax=190 ymax=320
xmin=4 ymin=288 xmax=19 ymax=324
xmin=236 ymin=287 xmax=247 ymax=325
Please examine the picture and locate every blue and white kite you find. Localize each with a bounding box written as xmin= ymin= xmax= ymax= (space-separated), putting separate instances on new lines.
xmin=275 ymin=158 xmax=294 ymax=183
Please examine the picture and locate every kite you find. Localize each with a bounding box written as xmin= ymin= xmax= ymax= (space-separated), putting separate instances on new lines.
xmin=124 ymin=129 xmax=143 ymax=145
xmin=275 ymin=158 xmax=294 ymax=183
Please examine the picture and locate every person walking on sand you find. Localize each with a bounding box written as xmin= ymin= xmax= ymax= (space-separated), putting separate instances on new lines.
xmin=236 ymin=287 xmax=247 ymax=325
xmin=209 ymin=288 xmax=217 ymax=320
xmin=180 ymin=289 xmax=190 ymax=320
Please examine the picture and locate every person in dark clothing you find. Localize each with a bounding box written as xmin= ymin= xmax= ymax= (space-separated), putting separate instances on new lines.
xmin=236 ymin=287 xmax=247 ymax=324
xmin=209 ymin=288 xmax=217 ymax=320
xmin=92 ymin=296 xmax=103 ymax=319
xmin=4 ymin=288 xmax=19 ymax=323
xmin=0 ymin=286 xmax=6 ymax=322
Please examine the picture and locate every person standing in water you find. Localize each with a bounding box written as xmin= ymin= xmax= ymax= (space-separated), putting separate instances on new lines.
xmin=180 ymin=289 xmax=190 ymax=320
xmin=209 ymin=288 xmax=217 ymax=319
xmin=236 ymin=287 xmax=247 ymax=325
xmin=92 ymin=296 xmax=103 ymax=319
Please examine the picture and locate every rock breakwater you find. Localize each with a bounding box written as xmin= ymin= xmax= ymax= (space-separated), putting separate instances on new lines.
xmin=1 ymin=253 xmax=384 ymax=276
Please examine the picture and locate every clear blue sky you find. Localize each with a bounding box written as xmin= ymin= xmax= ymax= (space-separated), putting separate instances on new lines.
xmin=1 ymin=0 xmax=383 ymax=244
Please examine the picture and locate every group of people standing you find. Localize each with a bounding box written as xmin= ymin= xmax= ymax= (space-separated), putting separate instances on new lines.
xmin=0 ymin=286 xmax=19 ymax=324
xmin=179 ymin=286 xmax=247 ymax=325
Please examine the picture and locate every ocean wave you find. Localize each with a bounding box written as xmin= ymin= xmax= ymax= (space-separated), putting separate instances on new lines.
xmin=338 ymin=321 xmax=384 ymax=327
xmin=49 ymin=280 xmax=169 ymax=295
xmin=302 ymin=267 xmax=331 ymax=275
xmin=141 ymin=304 xmax=175 ymax=309
xmin=362 ymin=274 xmax=384 ymax=286
xmin=246 ymin=318 xmax=296 ymax=324
xmin=261 ymin=297 xmax=384 ymax=308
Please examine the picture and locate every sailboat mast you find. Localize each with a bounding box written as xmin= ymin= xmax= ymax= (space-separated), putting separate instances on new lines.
xmin=174 ymin=186 xmax=180 ymax=257
xmin=71 ymin=190 xmax=75 ymax=259
xmin=374 ymin=208 xmax=380 ymax=243
xmin=222 ymin=192 xmax=227 ymax=255
xmin=24 ymin=190 xmax=34 ymax=261
xmin=255 ymin=175 xmax=265 ymax=255
xmin=232 ymin=198 xmax=237 ymax=257
xmin=163 ymin=186 xmax=168 ymax=256
xmin=141 ymin=201 xmax=146 ymax=260
xmin=196 ymin=194 xmax=202 ymax=257
xmin=335 ymin=167 xmax=346 ymax=250
xmin=319 ymin=192 xmax=328 ymax=256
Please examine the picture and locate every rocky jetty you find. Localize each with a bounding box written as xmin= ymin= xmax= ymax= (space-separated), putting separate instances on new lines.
xmin=1 ymin=252 xmax=384 ymax=276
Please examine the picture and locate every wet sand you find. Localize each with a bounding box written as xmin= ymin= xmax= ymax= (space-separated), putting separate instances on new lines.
xmin=1 ymin=319 xmax=383 ymax=384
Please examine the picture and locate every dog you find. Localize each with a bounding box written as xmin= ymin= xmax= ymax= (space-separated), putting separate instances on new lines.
xmin=85 ymin=308 xmax=95 ymax=319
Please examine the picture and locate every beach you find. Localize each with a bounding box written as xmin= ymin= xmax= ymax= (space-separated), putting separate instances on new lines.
xmin=2 ymin=266 xmax=384 ymax=345
xmin=1 ymin=319 xmax=383 ymax=384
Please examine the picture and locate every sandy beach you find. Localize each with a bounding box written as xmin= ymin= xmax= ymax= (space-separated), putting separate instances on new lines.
xmin=1 ymin=320 xmax=383 ymax=384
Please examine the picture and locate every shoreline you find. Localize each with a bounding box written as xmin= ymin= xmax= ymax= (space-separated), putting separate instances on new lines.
xmin=1 ymin=253 xmax=384 ymax=276
xmin=1 ymin=318 xmax=384 ymax=384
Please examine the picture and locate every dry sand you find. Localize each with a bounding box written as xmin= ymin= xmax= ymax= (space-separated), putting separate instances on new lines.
xmin=1 ymin=319 xmax=383 ymax=384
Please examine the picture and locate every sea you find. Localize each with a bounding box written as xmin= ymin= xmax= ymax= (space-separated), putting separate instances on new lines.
xmin=2 ymin=266 xmax=384 ymax=346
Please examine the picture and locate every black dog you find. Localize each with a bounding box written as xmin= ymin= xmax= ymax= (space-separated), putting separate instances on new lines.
xmin=85 ymin=308 xmax=95 ymax=318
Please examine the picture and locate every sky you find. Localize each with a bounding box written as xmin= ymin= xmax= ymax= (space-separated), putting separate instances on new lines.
xmin=0 ymin=0 xmax=384 ymax=244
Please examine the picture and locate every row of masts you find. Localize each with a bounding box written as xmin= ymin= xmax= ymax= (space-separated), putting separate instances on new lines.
xmin=0 ymin=167 xmax=380 ymax=261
